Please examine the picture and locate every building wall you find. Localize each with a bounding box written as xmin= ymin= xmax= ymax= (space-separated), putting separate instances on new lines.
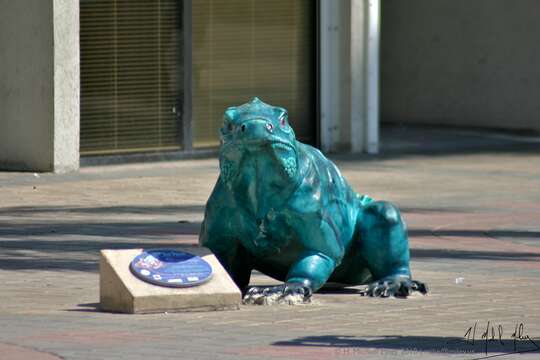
xmin=0 ymin=0 xmax=79 ymax=172
xmin=381 ymin=0 xmax=540 ymax=132
xmin=0 ymin=0 xmax=54 ymax=171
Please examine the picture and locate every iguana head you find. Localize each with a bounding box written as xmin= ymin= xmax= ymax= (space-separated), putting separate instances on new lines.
xmin=218 ymin=97 xmax=298 ymax=185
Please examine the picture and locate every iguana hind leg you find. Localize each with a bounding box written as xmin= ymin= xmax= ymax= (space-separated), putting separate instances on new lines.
xmin=356 ymin=201 xmax=428 ymax=297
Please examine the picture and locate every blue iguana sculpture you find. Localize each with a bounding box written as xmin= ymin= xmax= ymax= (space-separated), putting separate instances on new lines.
xmin=199 ymin=98 xmax=427 ymax=304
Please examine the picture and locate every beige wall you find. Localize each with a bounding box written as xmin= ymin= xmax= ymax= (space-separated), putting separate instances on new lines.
xmin=381 ymin=0 xmax=540 ymax=132
xmin=0 ymin=0 xmax=54 ymax=171
xmin=0 ymin=0 xmax=79 ymax=172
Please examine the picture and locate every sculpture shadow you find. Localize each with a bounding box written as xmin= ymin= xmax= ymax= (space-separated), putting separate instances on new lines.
xmin=317 ymin=287 xmax=362 ymax=294
xmin=66 ymin=302 xmax=102 ymax=313
xmin=272 ymin=334 xmax=540 ymax=357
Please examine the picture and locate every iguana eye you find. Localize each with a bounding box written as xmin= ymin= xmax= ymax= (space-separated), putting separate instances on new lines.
xmin=279 ymin=116 xmax=287 ymax=127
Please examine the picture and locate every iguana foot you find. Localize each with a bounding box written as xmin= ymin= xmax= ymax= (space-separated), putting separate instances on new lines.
xmin=359 ymin=276 xmax=428 ymax=298
xmin=243 ymin=283 xmax=312 ymax=305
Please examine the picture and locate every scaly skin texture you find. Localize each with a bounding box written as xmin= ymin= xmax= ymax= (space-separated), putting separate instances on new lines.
xmin=199 ymin=98 xmax=427 ymax=303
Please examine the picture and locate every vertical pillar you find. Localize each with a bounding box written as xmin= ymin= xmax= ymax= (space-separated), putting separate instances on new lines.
xmin=365 ymin=0 xmax=380 ymax=154
xmin=0 ymin=0 xmax=79 ymax=172
xmin=318 ymin=0 xmax=333 ymax=153
xmin=319 ymin=0 xmax=351 ymax=153
xmin=350 ymin=0 xmax=366 ymax=153
xmin=53 ymin=0 xmax=80 ymax=172
xmin=182 ymin=0 xmax=193 ymax=152
xmin=319 ymin=0 xmax=379 ymax=154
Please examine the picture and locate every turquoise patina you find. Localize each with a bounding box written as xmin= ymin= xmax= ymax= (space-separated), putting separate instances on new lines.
xmin=199 ymin=98 xmax=427 ymax=303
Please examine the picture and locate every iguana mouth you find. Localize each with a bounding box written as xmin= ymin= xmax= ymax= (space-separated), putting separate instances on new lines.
xmin=219 ymin=137 xmax=296 ymax=159
xmin=271 ymin=142 xmax=294 ymax=152
xmin=241 ymin=139 xmax=296 ymax=153
xmin=239 ymin=137 xmax=295 ymax=152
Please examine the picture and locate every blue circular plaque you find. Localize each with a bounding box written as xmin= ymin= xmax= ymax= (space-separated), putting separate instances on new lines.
xmin=130 ymin=249 xmax=213 ymax=288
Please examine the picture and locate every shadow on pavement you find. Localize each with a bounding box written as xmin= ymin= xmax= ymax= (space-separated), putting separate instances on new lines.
xmin=410 ymin=229 xmax=540 ymax=239
xmin=411 ymin=248 xmax=540 ymax=262
xmin=65 ymin=302 xmax=101 ymax=313
xmin=0 ymin=224 xmax=538 ymax=271
xmin=0 ymin=240 xmax=537 ymax=273
xmin=0 ymin=203 xmax=538 ymax=272
xmin=0 ymin=237 xmax=199 ymax=271
xmin=0 ymin=204 xmax=203 ymax=238
xmin=333 ymin=124 xmax=540 ymax=163
xmin=272 ymin=334 xmax=540 ymax=357
xmin=0 ymin=221 xmax=201 ymax=237
xmin=0 ymin=204 xmax=205 ymax=216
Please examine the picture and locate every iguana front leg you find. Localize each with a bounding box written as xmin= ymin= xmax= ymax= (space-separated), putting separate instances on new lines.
xmin=212 ymin=243 xmax=253 ymax=293
xmin=243 ymin=251 xmax=336 ymax=305
xmin=199 ymin=216 xmax=253 ymax=293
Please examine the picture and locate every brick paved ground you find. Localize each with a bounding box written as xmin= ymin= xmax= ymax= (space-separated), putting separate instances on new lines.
xmin=0 ymin=126 xmax=539 ymax=359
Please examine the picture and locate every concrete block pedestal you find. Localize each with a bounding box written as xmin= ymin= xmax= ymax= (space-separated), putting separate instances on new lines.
xmin=100 ymin=247 xmax=241 ymax=314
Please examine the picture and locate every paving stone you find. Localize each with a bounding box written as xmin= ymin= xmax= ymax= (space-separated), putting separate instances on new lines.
xmin=0 ymin=127 xmax=539 ymax=359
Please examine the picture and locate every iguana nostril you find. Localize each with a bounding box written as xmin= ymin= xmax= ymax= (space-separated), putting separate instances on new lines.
xmin=266 ymin=123 xmax=274 ymax=132
xmin=241 ymin=124 xmax=246 ymax=132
